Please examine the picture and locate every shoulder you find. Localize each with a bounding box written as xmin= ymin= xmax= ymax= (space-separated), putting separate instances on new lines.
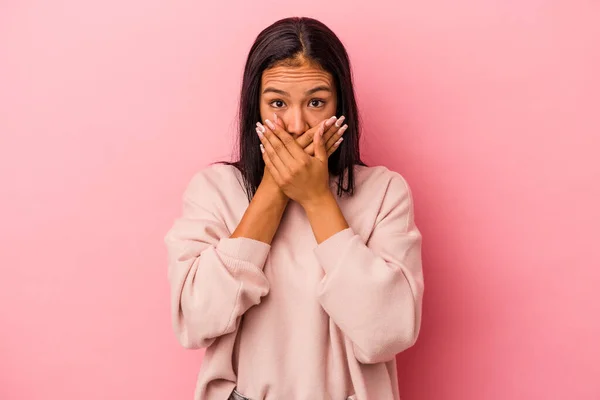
xmin=355 ymin=164 xmax=417 ymax=225
xmin=183 ymin=162 xmax=244 ymax=204
xmin=343 ymin=164 xmax=418 ymax=236
xmin=353 ymin=164 xmax=413 ymax=198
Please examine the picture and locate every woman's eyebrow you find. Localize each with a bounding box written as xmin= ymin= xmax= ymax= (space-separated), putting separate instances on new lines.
xmin=262 ymin=85 xmax=332 ymax=96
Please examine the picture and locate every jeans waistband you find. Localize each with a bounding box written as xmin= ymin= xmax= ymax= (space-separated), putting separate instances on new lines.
xmin=229 ymin=389 xmax=250 ymax=400
xmin=229 ymin=388 xmax=356 ymax=400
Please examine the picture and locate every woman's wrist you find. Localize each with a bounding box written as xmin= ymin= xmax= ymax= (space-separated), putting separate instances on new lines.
xmin=257 ymin=179 xmax=289 ymax=207
xmin=233 ymin=181 xmax=288 ymax=244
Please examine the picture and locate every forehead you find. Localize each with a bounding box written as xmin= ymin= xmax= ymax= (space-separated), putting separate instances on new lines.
xmin=261 ymin=62 xmax=334 ymax=90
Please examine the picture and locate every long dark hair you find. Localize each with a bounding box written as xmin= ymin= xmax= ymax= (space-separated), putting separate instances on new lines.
xmin=215 ymin=17 xmax=367 ymax=201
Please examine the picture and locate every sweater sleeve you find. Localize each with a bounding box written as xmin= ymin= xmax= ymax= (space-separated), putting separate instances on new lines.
xmin=314 ymin=173 xmax=424 ymax=364
xmin=164 ymin=171 xmax=271 ymax=349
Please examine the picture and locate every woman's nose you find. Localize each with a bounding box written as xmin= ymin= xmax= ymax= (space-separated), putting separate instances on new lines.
xmin=282 ymin=112 xmax=308 ymax=137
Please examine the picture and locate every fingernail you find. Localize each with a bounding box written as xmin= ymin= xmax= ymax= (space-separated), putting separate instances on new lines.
xmin=256 ymin=127 xmax=264 ymax=138
xmin=325 ymin=116 xmax=337 ymax=127
xmin=273 ymin=113 xmax=278 ymax=123
xmin=265 ymin=119 xmax=275 ymax=130
xmin=334 ymin=137 xmax=343 ymax=146
xmin=335 ymin=115 xmax=345 ymax=127
xmin=256 ymin=122 xmax=266 ymax=133
xmin=260 ymin=144 xmax=265 ymax=153
xmin=337 ymin=124 xmax=348 ymax=135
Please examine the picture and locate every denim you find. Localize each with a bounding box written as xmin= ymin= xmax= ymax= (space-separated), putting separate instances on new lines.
xmin=229 ymin=388 xmax=250 ymax=400
xmin=228 ymin=388 xmax=356 ymax=400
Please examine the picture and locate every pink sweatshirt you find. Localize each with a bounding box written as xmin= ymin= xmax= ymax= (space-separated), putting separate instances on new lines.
xmin=164 ymin=163 xmax=424 ymax=400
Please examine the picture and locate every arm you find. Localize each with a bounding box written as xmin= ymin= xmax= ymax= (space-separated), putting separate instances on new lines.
xmin=164 ymin=169 xmax=288 ymax=349
xmin=306 ymin=173 xmax=424 ymax=364
xmin=231 ymin=167 xmax=289 ymax=243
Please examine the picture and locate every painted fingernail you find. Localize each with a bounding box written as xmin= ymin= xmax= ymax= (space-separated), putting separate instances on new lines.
xmin=265 ymin=119 xmax=275 ymax=130
xmin=273 ymin=113 xmax=278 ymax=123
xmin=334 ymin=137 xmax=343 ymax=146
xmin=335 ymin=115 xmax=346 ymax=127
xmin=260 ymin=144 xmax=265 ymax=153
xmin=256 ymin=122 xmax=266 ymax=133
xmin=325 ymin=116 xmax=337 ymax=127
xmin=256 ymin=127 xmax=264 ymax=138
xmin=337 ymin=124 xmax=348 ymax=135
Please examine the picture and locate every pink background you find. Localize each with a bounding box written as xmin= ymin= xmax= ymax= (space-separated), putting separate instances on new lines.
xmin=1 ymin=1 xmax=599 ymax=399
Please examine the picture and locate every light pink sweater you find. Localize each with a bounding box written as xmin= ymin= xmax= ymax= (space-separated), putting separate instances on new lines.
xmin=164 ymin=163 xmax=424 ymax=400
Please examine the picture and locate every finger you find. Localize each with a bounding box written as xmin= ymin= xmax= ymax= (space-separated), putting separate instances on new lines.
xmin=297 ymin=115 xmax=336 ymax=154
xmin=264 ymin=116 xmax=307 ymax=161
xmin=325 ymin=123 xmax=347 ymax=150
xmin=256 ymin=125 xmax=290 ymax=177
xmin=298 ymin=115 xmax=345 ymax=155
xmin=260 ymin=144 xmax=284 ymax=185
xmin=270 ymin=115 xmax=317 ymax=157
xmin=325 ymin=117 xmax=348 ymax=149
xmin=314 ymin=121 xmax=327 ymax=161
xmin=304 ymin=142 xmax=314 ymax=156
xmin=321 ymin=115 xmax=342 ymax=145
xmin=305 ymin=131 xmax=333 ymax=156
xmin=304 ymin=120 xmax=327 ymax=157
xmin=312 ymin=115 xmax=342 ymax=150
xmin=296 ymin=129 xmax=314 ymax=149
xmin=295 ymin=117 xmax=326 ymax=149
xmin=327 ymin=136 xmax=343 ymax=157
xmin=305 ymin=116 xmax=337 ymax=149
xmin=304 ymin=124 xmax=339 ymax=156
xmin=259 ymin=120 xmax=297 ymax=167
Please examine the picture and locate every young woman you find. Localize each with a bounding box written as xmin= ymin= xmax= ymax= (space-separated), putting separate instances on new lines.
xmin=165 ymin=16 xmax=424 ymax=400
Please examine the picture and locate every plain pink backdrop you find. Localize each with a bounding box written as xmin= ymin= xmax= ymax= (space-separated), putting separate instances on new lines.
xmin=1 ymin=1 xmax=599 ymax=399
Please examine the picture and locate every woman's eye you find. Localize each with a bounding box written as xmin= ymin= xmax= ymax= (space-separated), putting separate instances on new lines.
xmin=270 ymin=100 xmax=285 ymax=108
xmin=269 ymin=99 xmax=325 ymax=108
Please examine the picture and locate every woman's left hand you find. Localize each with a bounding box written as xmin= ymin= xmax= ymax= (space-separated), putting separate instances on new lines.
xmin=256 ymin=115 xmax=332 ymax=209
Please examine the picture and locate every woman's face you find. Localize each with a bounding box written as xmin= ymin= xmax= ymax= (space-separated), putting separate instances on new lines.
xmin=259 ymin=60 xmax=338 ymax=139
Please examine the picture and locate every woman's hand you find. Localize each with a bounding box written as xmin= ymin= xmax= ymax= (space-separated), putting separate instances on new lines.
xmin=259 ymin=164 xmax=288 ymax=201
xmin=296 ymin=115 xmax=348 ymax=157
xmin=256 ymin=116 xmax=338 ymax=208
xmin=277 ymin=114 xmax=347 ymax=157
